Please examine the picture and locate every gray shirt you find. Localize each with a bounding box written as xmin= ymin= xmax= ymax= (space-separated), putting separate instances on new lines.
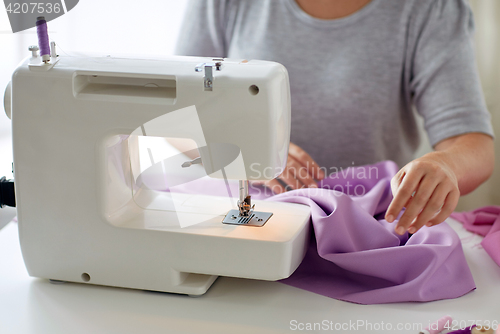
xmin=175 ymin=0 xmax=494 ymax=170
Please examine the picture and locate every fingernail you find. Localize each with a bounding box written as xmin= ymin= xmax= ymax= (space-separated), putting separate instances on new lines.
xmin=425 ymin=222 xmax=432 ymax=227
xmin=396 ymin=226 xmax=405 ymax=235
xmin=310 ymin=184 xmax=318 ymax=188
xmin=386 ymin=215 xmax=394 ymax=223
xmin=408 ymin=226 xmax=416 ymax=234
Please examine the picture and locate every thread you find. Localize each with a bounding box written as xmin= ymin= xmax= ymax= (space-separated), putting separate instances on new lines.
xmin=420 ymin=315 xmax=453 ymax=334
xmin=35 ymin=16 xmax=50 ymax=61
xmin=448 ymin=325 xmax=476 ymax=334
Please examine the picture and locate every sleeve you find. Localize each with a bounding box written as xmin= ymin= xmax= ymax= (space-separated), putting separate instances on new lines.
xmin=174 ymin=0 xmax=233 ymax=58
xmin=409 ymin=0 xmax=494 ymax=146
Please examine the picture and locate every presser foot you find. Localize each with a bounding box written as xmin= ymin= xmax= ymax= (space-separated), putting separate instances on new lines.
xmin=222 ymin=209 xmax=273 ymax=227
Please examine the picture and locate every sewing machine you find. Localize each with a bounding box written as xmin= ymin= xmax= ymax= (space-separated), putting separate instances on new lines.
xmin=3 ymin=49 xmax=311 ymax=295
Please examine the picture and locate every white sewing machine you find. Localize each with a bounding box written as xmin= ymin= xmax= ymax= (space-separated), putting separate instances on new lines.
xmin=3 ymin=48 xmax=311 ymax=295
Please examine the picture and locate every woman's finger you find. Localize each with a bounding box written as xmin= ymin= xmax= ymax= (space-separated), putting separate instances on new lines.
xmin=289 ymin=142 xmax=325 ymax=180
xmin=289 ymin=155 xmax=318 ymax=188
xmin=395 ymin=174 xmax=440 ymax=234
xmin=390 ymin=170 xmax=405 ymax=197
xmin=386 ymin=167 xmax=424 ymax=224
xmin=278 ymin=157 xmax=306 ymax=190
xmin=427 ymin=190 xmax=460 ymax=226
xmin=407 ymin=183 xmax=450 ymax=233
xmin=263 ymin=179 xmax=286 ymax=194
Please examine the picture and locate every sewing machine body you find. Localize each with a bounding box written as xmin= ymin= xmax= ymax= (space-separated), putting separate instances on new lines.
xmin=7 ymin=55 xmax=311 ymax=295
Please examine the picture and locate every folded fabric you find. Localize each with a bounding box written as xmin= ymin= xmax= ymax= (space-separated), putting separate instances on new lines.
xmin=161 ymin=160 xmax=476 ymax=304
xmin=266 ymin=161 xmax=475 ymax=304
xmin=451 ymin=207 xmax=500 ymax=267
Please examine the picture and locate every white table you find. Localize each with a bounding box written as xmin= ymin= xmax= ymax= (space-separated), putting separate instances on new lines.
xmin=1 ymin=219 xmax=499 ymax=334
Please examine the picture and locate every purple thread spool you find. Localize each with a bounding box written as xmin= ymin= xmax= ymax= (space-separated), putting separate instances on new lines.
xmin=36 ymin=16 xmax=50 ymax=62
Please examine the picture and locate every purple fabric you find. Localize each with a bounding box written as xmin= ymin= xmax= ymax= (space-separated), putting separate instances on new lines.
xmin=264 ymin=161 xmax=475 ymax=304
xmin=150 ymin=160 xmax=476 ymax=304
xmin=451 ymin=206 xmax=500 ymax=267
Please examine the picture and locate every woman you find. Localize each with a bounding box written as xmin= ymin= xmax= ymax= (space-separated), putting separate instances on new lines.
xmin=175 ymin=0 xmax=494 ymax=235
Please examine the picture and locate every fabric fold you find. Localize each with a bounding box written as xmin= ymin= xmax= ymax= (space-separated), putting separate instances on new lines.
xmin=269 ymin=161 xmax=475 ymax=304
xmin=451 ymin=206 xmax=500 ymax=268
xmin=163 ymin=160 xmax=476 ymax=304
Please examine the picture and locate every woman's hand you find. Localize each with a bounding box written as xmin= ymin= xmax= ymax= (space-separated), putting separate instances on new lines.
xmin=385 ymin=152 xmax=460 ymax=235
xmin=262 ymin=142 xmax=325 ymax=194
xmin=385 ymin=133 xmax=494 ymax=235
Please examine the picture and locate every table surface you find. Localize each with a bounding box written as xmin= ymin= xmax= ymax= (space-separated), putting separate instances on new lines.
xmin=1 ymin=219 xmax=499 ymax=334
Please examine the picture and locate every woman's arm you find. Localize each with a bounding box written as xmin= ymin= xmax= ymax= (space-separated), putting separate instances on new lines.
xmin=385 ymin=132 xmax=494 ymax=235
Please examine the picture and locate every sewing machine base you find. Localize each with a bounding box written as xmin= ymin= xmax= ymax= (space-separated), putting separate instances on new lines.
xmin=50 ymin=275 xmax=219 ymax=296
xmin=19 ymin=199 xmax=310 ymax=296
